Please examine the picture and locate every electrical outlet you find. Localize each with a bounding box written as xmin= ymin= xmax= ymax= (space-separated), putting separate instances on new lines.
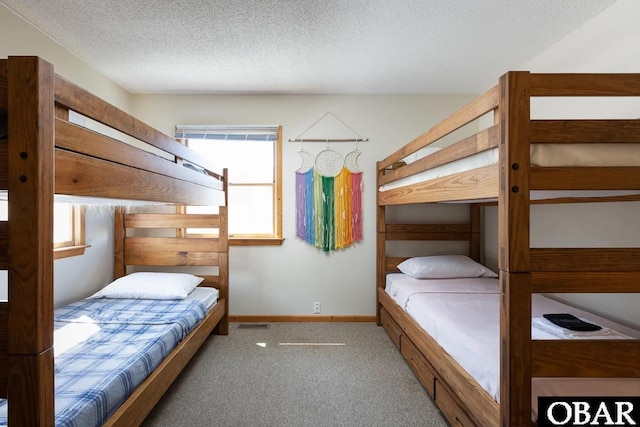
xmin=313 ymin=301 xmax=321 ymax=314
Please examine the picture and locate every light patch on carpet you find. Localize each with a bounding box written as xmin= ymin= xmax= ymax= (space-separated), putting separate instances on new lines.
xmin=278 ymin=342 xmax=346 ymax=346
xmin=256 ymin=342 xmax=267 ymax=348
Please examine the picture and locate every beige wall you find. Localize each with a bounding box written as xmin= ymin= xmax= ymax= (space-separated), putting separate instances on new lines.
xmin=130 ymin=94 xmax=474 ymax=316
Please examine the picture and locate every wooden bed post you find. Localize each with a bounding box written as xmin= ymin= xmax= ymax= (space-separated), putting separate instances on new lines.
xmin=113 ymin=207 xmax=126 ymax=279
xmin=376 ymin=163 xmax=387 ymax=326
xmin=213 ymin=168 xmax=229 ymax=335
xmin=498 ymin=71 xmax=532 ymax=427
xmin=469 ymin=204 xmax=481 ymax=263
xmin=215 ymin=204 xmax=229 ymax=335
xmin=7 ymin=56 xmax=55 ymax=426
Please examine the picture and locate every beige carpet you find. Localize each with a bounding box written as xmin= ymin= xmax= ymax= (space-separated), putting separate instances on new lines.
xmin=142 ymin=322 xmax=447 ymax=427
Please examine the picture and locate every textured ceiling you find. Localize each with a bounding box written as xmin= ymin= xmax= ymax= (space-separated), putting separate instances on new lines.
xmin=1 ymin=0 xmax=618 ymax=94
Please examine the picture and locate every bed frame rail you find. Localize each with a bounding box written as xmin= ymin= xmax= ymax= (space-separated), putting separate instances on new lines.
xmin=53 ymin=78 xmax=225 ymax=206
xmin=54 ymin=75 xmax=222 ymax=176
xmin=533 ymin=340 xmax=640 ymax=378
xmin=378 ymin=85 xmax=500 ymax=171
xmin=531 ymin=271 xmax=640 ymax=293
xmin=378 ymin=72 xmax=640 ymax=208
xmin=377 ymin=85 xmax=501 ymax=206
xmin=530 ymin=73 xmax=640 ymax=96
xmin=378 ymin=125 xmax=500 ymax=188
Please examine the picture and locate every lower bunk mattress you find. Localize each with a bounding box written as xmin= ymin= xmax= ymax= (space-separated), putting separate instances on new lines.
xmin=0 ymin=287 xmax=218 ymax=427
xmin=385 ymin=274 xmax=640 ymax=420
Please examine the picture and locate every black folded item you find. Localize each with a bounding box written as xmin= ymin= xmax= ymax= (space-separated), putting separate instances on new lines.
xmin=0 ymin=109 xmax=6 ymax=139
xmin=543 ymin=313 xmax=602 ymax=331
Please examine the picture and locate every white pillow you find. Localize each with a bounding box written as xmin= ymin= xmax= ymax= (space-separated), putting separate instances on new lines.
xmin=397 ymin=255 xmax=498 ymax=279
xmin=89 ymin=272 xmax=204 ymax=300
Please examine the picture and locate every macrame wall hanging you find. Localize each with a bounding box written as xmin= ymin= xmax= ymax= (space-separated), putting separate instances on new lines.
xmin=290 ymin=112 xmax=367 ymax=252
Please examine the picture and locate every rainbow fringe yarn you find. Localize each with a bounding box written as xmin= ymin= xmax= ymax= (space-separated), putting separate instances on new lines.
xmin=295 ymin=167 xmax=362 ymax=251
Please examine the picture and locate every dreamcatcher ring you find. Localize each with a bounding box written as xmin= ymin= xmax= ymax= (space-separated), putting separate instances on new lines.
xmin=314 ymin=148 xmax=344 ymax=177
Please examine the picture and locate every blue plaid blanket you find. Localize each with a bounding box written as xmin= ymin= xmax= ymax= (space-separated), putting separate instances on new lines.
xmin=0 ymin=298 xmax=208 ymax=427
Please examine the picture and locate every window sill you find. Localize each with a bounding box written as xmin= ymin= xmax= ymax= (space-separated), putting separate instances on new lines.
xmin=230 ymin=238 xmax=284 ymax=246
xmin=54 ymin=244 xmax=91 ymax=259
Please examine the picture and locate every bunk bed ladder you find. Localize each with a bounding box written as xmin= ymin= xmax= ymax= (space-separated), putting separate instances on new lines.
xmin=528 ymin=73 xmax=640 ymax=417
xmin=501 ymin=71 xmax=640 ymax=426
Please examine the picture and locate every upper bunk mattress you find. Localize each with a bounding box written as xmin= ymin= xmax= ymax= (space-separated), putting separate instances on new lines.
xmin=0 ymin=287 xmax=217 ymax=427
xmin=379 ymin=144 xmax=640 ymax=197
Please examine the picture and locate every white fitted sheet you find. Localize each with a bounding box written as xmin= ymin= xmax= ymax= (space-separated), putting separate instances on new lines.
xmin=396 ymin=288 xmax=640 ymax=419
xmin=385 ymin=273 xmax=499 ymax=309
xmin=380 ymin=144 xmax=640 ymax=194
xmin=186 ymin=286 xmax=219 ymax=310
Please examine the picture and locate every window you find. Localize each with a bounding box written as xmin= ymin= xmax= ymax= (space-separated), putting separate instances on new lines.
xmin=53 ymin=203 xmax=75 ymax=248
xmin=53 ymin=204 xmax=89 ymax=259
xmin=0 ymin=200 xmax=88 ymax=259
xmin=175 ymin=125 xmax=283 ymax=245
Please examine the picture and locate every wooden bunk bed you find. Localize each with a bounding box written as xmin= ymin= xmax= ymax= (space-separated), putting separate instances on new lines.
xmin=0 ymin=56 xmax=229 ymax=426
xmin=376 ymin=71 xmax=640 ymax=426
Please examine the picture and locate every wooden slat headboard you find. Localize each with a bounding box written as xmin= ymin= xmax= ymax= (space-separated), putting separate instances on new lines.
xmin=124 ymin=240 xmax=222 ymax=267
xmin=114 ymin=208 xmax=228 ymax=277
xmin=385 ymin=223 xmax=471 ymax=241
